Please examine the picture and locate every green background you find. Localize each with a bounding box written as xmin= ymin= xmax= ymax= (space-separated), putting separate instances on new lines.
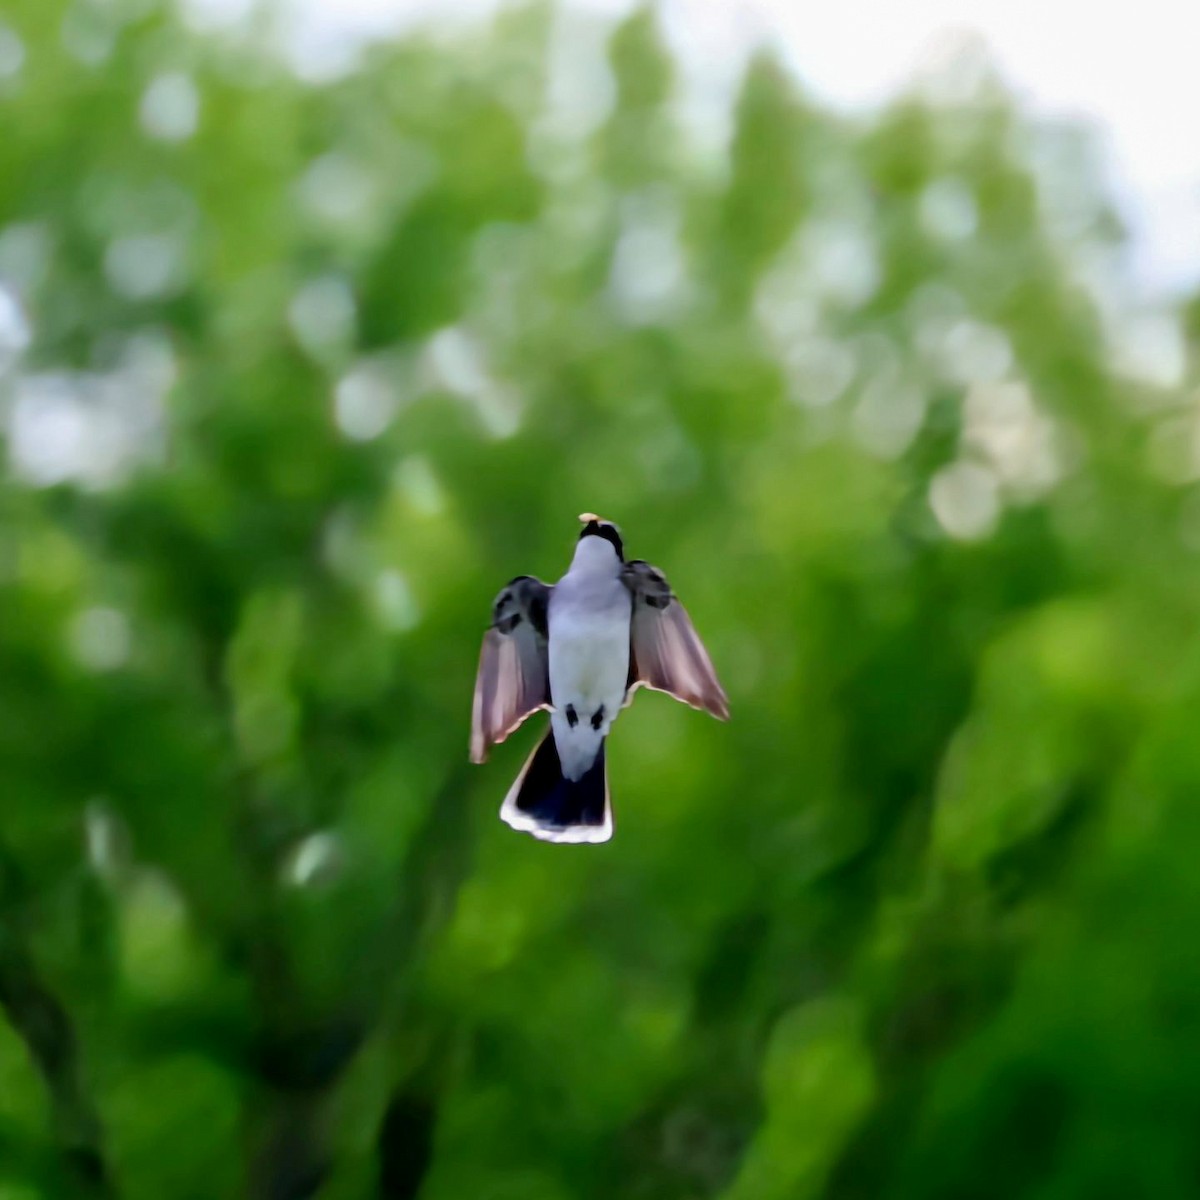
xmin=1 ymin=1 xmax=1198 ymax=1196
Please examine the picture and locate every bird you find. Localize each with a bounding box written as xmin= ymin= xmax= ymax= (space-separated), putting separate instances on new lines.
xmin=470 ymin=514 xmax=729 ymax=844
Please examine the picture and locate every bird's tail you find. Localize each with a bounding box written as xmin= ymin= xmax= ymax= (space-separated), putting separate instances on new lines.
xmin=499 ymin=729 xmax=612 ymax=844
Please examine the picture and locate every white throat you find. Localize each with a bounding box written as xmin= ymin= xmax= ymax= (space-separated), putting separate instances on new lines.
xmin=570 ymin=535 xmax=620 ymax=574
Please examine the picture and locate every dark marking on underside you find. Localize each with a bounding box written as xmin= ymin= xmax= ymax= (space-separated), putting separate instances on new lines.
xmin=590 ymin=706 xmax=605 ymax=730
xmin=528 ymin=589 xmax=548 ymax=638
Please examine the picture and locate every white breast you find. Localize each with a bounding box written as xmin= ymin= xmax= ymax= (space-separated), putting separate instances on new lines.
xmin=548 ymin=566 xmax=631 ymax=780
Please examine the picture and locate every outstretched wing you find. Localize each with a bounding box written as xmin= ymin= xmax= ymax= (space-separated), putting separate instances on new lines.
xmin=622 ymin=560 xmax=729 ymax=720
xmin=470 ymin=576 xmax=552 ymax=763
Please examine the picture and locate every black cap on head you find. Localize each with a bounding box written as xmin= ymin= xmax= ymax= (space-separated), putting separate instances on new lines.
xmin=578 ymin=513 xmax=624 ymax=561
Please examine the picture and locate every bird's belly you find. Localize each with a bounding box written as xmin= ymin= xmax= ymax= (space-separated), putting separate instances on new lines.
xmin=548 ymin=609 xmax=629 ymax=780
xmin=550 ymin=626 xmax=627 ymax=704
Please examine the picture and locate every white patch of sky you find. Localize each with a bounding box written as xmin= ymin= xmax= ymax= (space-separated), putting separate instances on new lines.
xmin=234 ymin=0 xmax=1200 ymax=301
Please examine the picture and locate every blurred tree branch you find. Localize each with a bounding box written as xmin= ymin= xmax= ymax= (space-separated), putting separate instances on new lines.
xmin=0 ymin=853 xmax=111 ymax=1197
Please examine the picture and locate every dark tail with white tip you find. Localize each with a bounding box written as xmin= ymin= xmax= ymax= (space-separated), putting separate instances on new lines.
xmin=499 ymin=730 xmax=612 ymax=844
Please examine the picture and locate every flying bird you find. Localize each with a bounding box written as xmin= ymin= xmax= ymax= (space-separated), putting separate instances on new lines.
xmin=470 ymin=514 xmax=729 ymax=843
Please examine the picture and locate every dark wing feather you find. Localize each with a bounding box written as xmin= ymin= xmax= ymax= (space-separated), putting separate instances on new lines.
xmin=622 ymin=560 xmax=729 ymax=720
xmin=470 ymin=576 xmax=552 ymax=763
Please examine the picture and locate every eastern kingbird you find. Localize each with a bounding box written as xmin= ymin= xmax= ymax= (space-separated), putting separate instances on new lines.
xmin=471 ymin=515 xmax=729 ymax=843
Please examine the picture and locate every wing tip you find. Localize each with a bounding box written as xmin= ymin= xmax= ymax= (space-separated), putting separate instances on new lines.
xmin=631 ymin=680 xmax=730 ymax=721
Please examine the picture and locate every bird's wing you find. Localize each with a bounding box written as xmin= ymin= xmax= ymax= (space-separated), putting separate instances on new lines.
xmin=621 ymin=560 xmax=729 ymax=720
xmin=470 ymin=576 xmax=553 ymax=763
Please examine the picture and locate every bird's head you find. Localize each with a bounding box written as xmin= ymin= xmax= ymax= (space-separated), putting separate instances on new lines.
xmin=577 ymin=513 xmax=624 ymax=561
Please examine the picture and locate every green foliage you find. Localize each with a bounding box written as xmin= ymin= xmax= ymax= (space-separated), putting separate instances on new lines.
xmin=0 ymin=1 xmax=1196 ymax=1197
